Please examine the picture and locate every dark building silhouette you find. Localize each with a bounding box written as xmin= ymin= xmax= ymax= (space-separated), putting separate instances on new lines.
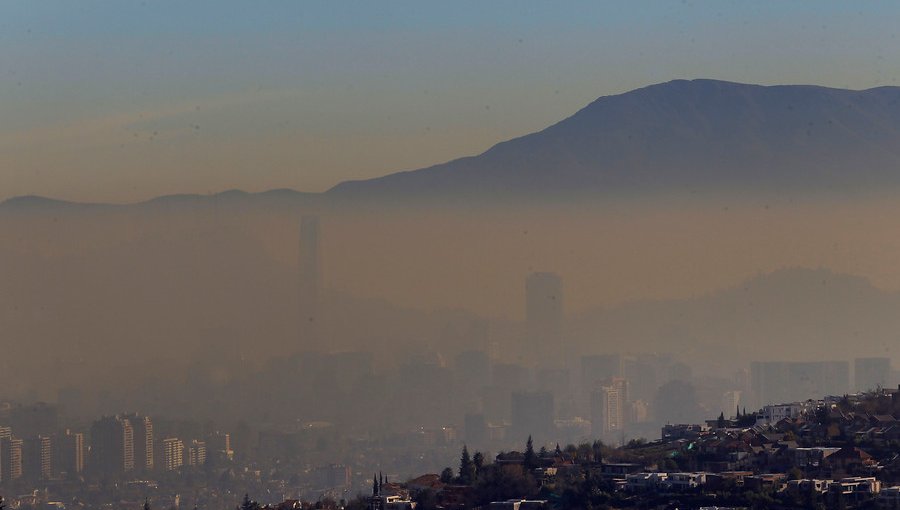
xmin=590 ymin=377 xmax=629 ymax=439
xmin=750 ymin=361 xmax=849 ymax=408
xmin=854 ymin=357 xmax=891 ymax=392
xmin=482 ymin=362 xmax=531 ymax=423
xmin=57 ymin=429 xmax=84 ymax=478
xmin=455 ymin=350 xmax=491 ymax=398
xmin=525 ymin=272 xmax=564 ymax=368
xmin=90 ymin=415 xmax=134 ymax=477
xmin=22 ymin=435 xmax=51 ymax=482
xmin=537 ymin=367 xmax=573 ymax=417
xmin=510 ymin=390 xmax=554 ymax=442
xmin=464 ymin=413 xmax=488 ymax=448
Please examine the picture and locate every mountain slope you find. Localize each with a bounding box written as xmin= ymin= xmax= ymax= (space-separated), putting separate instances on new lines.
xmin=570 ymin=267 xmax=900 ymax=370
xmin=328 ymin=79 xmax=900 ymax=200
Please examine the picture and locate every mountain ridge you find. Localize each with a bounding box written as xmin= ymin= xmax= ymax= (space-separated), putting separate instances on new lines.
xmin=328 ymin=78 xmax=900 ymax=200
xmin=7 ymin=78 xmax=900 ymax=209
xmin=570 ymin=266 xmax=900 ymax=367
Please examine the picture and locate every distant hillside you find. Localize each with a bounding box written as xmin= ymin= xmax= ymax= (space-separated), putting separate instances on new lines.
xmin=571 ymin=267 xmax=900 ymax=369
xmin=329 ymin=79 xmax=900 ymax=200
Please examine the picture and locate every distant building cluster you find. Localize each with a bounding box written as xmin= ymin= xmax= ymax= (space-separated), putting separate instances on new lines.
xmin=0 ymin=404 xmax=231 ymax=486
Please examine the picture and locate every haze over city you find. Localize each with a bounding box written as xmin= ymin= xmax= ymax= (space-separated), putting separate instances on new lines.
xmin=4 ymin=2 xmax=900 ymax=510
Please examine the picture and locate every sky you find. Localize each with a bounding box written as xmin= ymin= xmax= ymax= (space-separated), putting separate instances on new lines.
xmin=2 ymin=1 xmax=900 ymax=203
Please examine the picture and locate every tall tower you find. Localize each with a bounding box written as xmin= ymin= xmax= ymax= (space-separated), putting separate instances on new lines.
xmin=162 ymin=437 xmax=184 ymax=471
xmin=590 ymin=377 xmax=629 ymax=438
xmin=124 ymin=414 xmax=154 ymax=472
xmin=525 ymin=272 xmax=564 ymax=368
xmin=299 ymin=215 xmax=322 ymax=349
xmin=59 ymin=429 xmax=84 ymax=477
xmin=89 ymin=415 xmax=134 ymax=477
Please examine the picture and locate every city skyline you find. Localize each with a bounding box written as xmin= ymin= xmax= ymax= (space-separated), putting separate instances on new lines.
xmin=6 ymin=3 xmax=900 ymax=508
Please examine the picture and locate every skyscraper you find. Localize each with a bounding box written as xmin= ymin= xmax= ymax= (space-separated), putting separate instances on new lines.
xmin=162 ymin=438 xmax=184 ymax=471
xmin=525 ymin=272 xmax=564 ymax=368
xmin=299 ymin=215 xmax=322 ymax=348
xmin=124 ymin=414 xmax=154 ymax=472
xmin=23 ymin=435 xmax=51 ymax=482
xmin=58 ymin=430 xmax=84 ymax=478
xmin=90 ymin=415 xmax=134 ymax=477
xmin=0 ymin=436 xmax=23 ymax=483
xmin=750 ymin=360 xmax=850 ymax=408
xmin=590 ymin=377 xmax=629 ymax=438
xmin=581 ymin=354 xmax=624 ymax=407
xmin=510 ymin=390 xmax=555 ymax=442
xmin=187 ymin=439 xmax=206 ymax=467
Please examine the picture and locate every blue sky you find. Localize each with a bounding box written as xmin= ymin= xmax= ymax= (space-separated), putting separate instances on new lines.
xmin=2 ymin=1 xmax=899 ymax=202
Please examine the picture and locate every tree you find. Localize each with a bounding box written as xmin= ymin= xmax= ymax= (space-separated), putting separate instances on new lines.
xmin=239 ymin=494 xmax=259 ymax=510
xmin=576 ymin=442 xmax=593 ymax=464
xmin=413 ymin=489 xmax=438 ymax=510
xmin=523 ymin=436 xmax=537 ymax=471
xmin=440 ymin=467 xmax=454 ymax=484
xmin=459 ymin=445 xmax=476 ymax=485
xmin=473 ymin=451 xmax=485 ymax=476
xmin=592 ymin=440 xmax=604 ymax=465
xmin=144 ymin=499 xmax=151 ymax=510
xmin=344 ymin=497 xmax=368 ymax=510
xmin=473 ymin=464 xmax=538 ymax=505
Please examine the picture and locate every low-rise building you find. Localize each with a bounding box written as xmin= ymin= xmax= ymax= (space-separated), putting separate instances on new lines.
xmin=664 ymin=472 xmax=707 ymax=491
xmin=624 ymin=472 xmax=668 ymax=492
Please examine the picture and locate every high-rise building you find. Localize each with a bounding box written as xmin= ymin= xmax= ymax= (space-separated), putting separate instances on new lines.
xmin=124 ymin=414 xmax=154 ymax=472
xmin=162 ymin=438 xmax=184 ymax=471
xmin=90 ymin=415 xmax=134 ymax=477
xmin=750 ymin=361 xmax=850 ymax=408
xmin=1 ymin=436 xmax=23 ymax=483
xmin=464 ymin=413 xmax=488 ymax=447
xmin=0 ymin=427 xmax=9 ymax=482
xmin=205 ymin=431 xmax=233 ymax=462
xmin=854 ymin=357 xmax=891 ymax=393
xmin=455 ymin=350 xmax=491 ymax=397
xmin=721 ymin=390 xmax=742 ymax=419
xmin=525 ymin=272 xmax=564 ymax=368
xmin=510 ymin=390 xmax=555 ymax=442
xmin=590 ymin=377 xmax=629 ymax=438
xmin=537 ymin=367 xmax=573 ymax=416
xmin=581 ymin=354 xmax=623 ymax=392
xmin=299 ymin=215 xmax=322 ymax=348
xmin=23 ymin=435 xmax=52 ymax=481
xmin=57 ymin=430 xmax=84 ymax=478
xmin=187 ymin=439 xmax=206 ymax=467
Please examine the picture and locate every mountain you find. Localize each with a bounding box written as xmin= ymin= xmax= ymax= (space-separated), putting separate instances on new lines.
xmin=6 ymin=78 xmax=900 ymax=211
xmin=0 ymin=188 xmax=323 ymax=215
xmin=328 ymin=79 xmax=900 ymax=200
xmin=570 ymin=267 xmax=900 ymax=369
